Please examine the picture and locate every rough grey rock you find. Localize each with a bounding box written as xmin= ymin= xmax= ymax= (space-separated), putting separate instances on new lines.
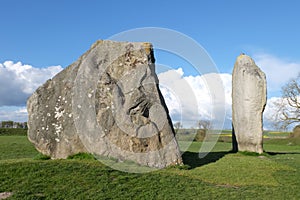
xmin=0 ymin=192 xmax=13 ymax=200
xmin=27 ymin=40 xmax=182 ymax=168
xmin=232 ymin=54 xmax=267 ymax=154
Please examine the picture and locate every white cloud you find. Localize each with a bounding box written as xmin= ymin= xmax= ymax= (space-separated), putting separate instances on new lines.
xmin=254 ymin=53 xmax=300 ymax=94
xmin=0 ymin=61 xmax=62 ymax=122
xmin=0 ymin=61 xmax=62 ymax=106
xmin=2 ymin=54 xmax=298 ymax=129
xmin=158 ymin=67 xmax=297 ymax=130
xmin=158 ymin=68 xmax=231 ymax=128
xmin=0 ymin=106 xmax=28 ymax=122
xmin=158 ymin=68 xmax=200 ymax=126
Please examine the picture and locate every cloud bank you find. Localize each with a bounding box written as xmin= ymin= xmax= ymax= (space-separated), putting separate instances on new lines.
xmin=1 ymin=53 xmax=299 ymax=130
xmin=158 ymin=68 xmax=232 ymax=128
xmin=254 ymin=53 xmax=300 ymax=94
xmin=158 ymin=53 xmax=300 ymax=129
xmin=0 ymin=61 xmax=62 ymax=122
xmin=0 ymin=106 xmax=28 ymax=122
xmin=0 ymin=61 xmax=62 ymax=106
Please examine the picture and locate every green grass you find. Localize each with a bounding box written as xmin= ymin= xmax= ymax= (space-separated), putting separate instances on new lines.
xmin=176 ymin=129 xmax=293 ymax=144
xmin=0 ymin=134 xmax=300 ymax=199
xmin=0 ymin=136 xmax=38 ymax=160
xmin=264 ymin=131 xmax=291 ymax=138
xmin=264 ymin=137 xmax=300 ymax=153
xmin=174 ymin=153 xmax=294 ymax=187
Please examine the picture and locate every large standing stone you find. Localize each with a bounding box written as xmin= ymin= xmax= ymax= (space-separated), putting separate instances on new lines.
xmin=27 ymin=40 xmax=182 ymax=168
xmin=232 ymin=54 xmax=267 ymax=154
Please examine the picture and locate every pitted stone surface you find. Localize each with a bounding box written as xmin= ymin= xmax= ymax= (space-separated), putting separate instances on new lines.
xmin=27 ymin=40 xmax=182 ymax=168
xmin=232 ymin=54 xmax=267 ymax=154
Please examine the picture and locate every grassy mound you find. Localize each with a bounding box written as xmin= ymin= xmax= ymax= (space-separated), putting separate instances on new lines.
xmin=0 ymin=133 xmax=300 ymax=199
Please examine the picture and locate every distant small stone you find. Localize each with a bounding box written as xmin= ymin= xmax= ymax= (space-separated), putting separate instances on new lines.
xmin=258 ymin=156 xmax=267 ymax=159
xmin=0 ymin=192 xmax=13 ymax=200
xmin=292 ymin=125 xmax=300 ymax=138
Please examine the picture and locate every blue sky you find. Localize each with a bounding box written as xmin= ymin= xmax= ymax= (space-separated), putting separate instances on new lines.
xmin=1 ymin=0 xmax=300 ymax=127
xmin=1 ymin=0 xmax=300 ymax=71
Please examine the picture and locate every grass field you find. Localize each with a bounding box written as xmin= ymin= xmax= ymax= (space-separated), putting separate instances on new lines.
xmin=0 ymin=132 xmax=300 ymax=199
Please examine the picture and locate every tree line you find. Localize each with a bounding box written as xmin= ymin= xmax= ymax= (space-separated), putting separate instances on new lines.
xmin=0 ymin=121 xmax=27 ymax=129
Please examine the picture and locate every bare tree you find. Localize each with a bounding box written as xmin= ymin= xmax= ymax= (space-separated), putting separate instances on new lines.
xmin=273 ymin=73 xmax=300 ymax=130
xmin=197 ymin=120 xmax=211 ymax=130
xmin=173 ymin=122 xmax=182 ymax=134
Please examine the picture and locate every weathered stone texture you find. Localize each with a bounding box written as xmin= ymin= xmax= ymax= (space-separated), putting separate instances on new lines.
xmin=232 ymin=54 xmax=267 ymax=154
xmin=27 ymin=40 xmax=182 ymax=168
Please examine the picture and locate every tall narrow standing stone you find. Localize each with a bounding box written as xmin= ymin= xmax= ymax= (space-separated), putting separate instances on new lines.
xmin=232 ymin=54 xmax=267 ymax=154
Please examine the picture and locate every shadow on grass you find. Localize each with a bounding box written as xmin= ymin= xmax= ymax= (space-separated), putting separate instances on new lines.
xmin=266 ymin=152 xmax=300 ymax=156
xmin=182 ymin=151 xmax=230 ymax=169
xmin=182 ymin=150 xmax=300 ymax=169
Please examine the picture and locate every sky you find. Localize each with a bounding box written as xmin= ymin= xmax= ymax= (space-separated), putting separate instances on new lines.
xmin=1 ymin=0 xmax=300 ymax=129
